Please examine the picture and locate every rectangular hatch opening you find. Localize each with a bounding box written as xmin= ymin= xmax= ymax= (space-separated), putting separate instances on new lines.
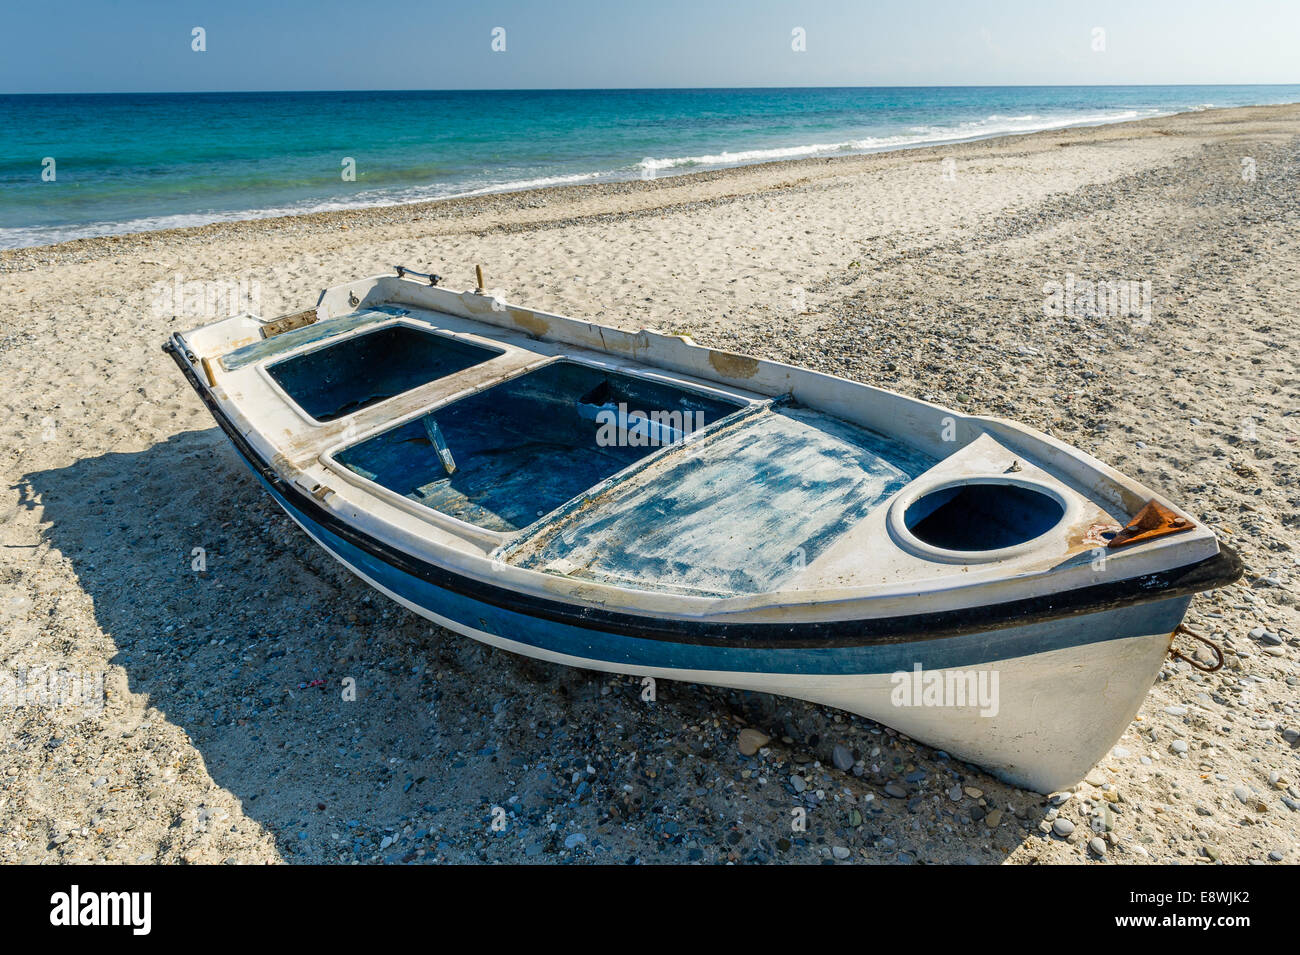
xmin=334 ymin=360 xmax=746 ymax=532
xmin=267 ymin=325 xmax=503 ymax=422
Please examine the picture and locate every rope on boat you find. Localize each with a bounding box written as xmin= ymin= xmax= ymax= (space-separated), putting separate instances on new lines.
xmin=1169 ymin=624 xmax=1224 ymax=672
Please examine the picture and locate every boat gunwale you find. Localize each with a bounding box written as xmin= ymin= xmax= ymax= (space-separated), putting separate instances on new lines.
xmin=164 ymin=335 xmax=1244 ymax=650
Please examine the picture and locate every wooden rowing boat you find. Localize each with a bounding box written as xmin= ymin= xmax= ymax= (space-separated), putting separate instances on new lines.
xmin=164 ymin=268 xmax=1240 ymax=792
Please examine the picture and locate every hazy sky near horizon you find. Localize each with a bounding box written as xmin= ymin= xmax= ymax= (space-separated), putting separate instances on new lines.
xmin=4 ymin=0 xmax=1298 ymax=93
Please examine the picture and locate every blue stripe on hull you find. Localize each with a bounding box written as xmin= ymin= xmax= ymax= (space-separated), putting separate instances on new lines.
xmin=261 ymin=478 xmax=1189 ymax=676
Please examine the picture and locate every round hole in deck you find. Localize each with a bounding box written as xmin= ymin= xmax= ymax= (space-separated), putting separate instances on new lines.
xmin=903 ymin=480 xmax=1066 ymax=552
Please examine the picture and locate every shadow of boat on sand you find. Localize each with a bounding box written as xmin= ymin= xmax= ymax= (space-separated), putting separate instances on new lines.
xmin=18 ymin=428 xmax=1037 ymax=864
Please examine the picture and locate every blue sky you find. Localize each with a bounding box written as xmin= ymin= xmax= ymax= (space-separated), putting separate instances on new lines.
xmin=4 ymin=0 xmax=1298 ymax=93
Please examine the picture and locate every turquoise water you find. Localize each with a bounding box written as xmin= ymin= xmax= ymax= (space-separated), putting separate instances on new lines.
xmin=2 ymin=85 xmax=1297 ymax=249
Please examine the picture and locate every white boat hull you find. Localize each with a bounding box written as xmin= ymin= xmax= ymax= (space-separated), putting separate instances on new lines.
xmin=289 ymin=492 xmax=1179 ymax=793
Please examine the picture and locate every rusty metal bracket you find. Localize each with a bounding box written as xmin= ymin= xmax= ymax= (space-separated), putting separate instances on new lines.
xmin=1108 ymin=498 xmax=1194 ymax=548
xmin=1169 ymin=624 xmax=1224 ymax=672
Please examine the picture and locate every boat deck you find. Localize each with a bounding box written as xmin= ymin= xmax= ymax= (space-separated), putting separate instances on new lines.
xmin=501 ymin=405 xmax=933 ymax=595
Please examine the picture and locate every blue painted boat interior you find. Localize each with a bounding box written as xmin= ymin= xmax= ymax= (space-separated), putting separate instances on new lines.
xmin=334 ymin=360 xmax=746 ymax=532
xmin=505 ymin=405 xmax=935 ymax=595
xmin=267 ymin=324 xmax=503 ymax=422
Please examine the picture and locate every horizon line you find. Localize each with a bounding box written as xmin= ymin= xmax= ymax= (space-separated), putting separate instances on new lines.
xmin=6 ymin=81 xmax=1300 ymax=97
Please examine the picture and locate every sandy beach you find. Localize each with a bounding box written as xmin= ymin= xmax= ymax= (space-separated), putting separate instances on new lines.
xmin=1 ymin=103 xmax=1296 ymax=864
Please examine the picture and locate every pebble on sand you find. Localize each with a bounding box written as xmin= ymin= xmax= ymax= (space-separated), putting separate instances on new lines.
xmin=832 ymin=744 xmax=854 ymax=771
xmin=738 ymin=728 xmax=770 ymax=756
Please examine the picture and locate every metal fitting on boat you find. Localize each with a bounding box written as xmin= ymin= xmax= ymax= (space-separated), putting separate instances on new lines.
xmin=1108 ymin=499 xmax=1195 ymax=548
xmin=394 ymin=265 xmax=441 ymax=285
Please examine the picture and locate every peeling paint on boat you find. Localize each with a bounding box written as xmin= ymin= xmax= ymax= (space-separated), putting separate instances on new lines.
xmin=506 ymin=406 xmax=933 ymax=596
xmin=508 ymin=307 xmax=550 ymax=338
xmin=708 ymin=349 xmax=760 ymax=378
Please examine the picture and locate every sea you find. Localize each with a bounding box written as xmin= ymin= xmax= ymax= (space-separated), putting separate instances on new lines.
xmin=2 ymin=85 xmax=1298 ymax=249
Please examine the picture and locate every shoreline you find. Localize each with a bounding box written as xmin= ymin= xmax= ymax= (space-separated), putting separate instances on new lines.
xmin=4 ymin=101 xmax=1296 ymax=269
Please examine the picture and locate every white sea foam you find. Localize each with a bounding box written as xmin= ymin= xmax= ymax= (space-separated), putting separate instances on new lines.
xmin=636 ymin=109 xmax=1159 ymax=173
xmin=0 ymin=106 xmax=1172 ymax=249
xmin=0 ymin=171 xmax=613 ymax=249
